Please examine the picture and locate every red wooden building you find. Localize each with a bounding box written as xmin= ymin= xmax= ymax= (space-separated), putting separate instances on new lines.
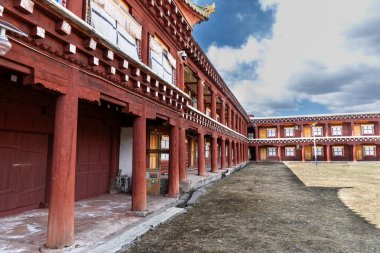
xmin=248 ymin=112 xmax=380 ymax=162
xmin=0 ymin=0 xmax=250 ymax=248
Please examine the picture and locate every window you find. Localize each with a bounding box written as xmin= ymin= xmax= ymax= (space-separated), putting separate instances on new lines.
xmin=361 ymin=124 xmax=374 ymax=135
xmin=267 ymin=128 xmax=277 ymax=138
xmin=331 ymin=126 xmax=342 ymax=136
xmin=150 ymin=36 xmax=176 ymax=85
xmin=285 ymin=147 xmax=295 ymax=156
xmin=206 ymin=108 xmax=211 ymax=117
xmin=90 ymin=0 xmax=142 ymax=61
xmin=313 ymin=126 xmax=323 ymax=136
xmin=205 ymin=142 xmax=210 ymax=158
xmin=312 ymin=146 xmax=324 ymax=156
xmin=268 ymin=147 xmax=277 ymax=156
xmin=333 ymin=146 xmax=344 ymax=156
xmin=160 ymin=135 xmax=169 ymax=160
xmin=284 ymin=127 xmax=294 ymax=137
xmin=363 ymin=146 xmax=376 ymax=156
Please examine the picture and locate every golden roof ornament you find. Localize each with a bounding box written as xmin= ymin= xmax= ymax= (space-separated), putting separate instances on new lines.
xmin=204 ymin=3 xmax=216 ymax=16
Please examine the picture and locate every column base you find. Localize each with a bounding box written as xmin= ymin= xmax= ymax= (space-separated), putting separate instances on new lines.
xmin=165 ymin=194 xmax=180 ymax=198
xmin=125 ymin=210 xmax=149 ymax=217
xmin=40 ymin=243 xmax=76 ymax=252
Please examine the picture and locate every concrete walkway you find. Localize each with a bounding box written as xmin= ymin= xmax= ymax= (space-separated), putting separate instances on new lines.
xmin=124 ymin=163 xmax=380 ymax=253
xmin=0 ymin=163 xmax=247 ymax=253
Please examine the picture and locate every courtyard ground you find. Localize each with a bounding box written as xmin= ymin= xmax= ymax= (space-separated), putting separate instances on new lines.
xmin=285 ymin=161 xmax=380 ymax=229
xmin=123 ymin=162 xmax=380 ymax=253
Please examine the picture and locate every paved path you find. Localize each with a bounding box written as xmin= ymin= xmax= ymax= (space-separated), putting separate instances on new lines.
xmin=124 ymin=163 xmax=380 ymax=253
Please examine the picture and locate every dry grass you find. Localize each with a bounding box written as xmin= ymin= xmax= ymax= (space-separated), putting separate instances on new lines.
xmin=284 ymin=161 xmax=380 ymax=229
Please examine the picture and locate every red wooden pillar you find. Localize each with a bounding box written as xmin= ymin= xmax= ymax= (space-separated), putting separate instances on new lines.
xmin=301 ymin=145 xmax=305 ymax=162
xmin=227 ymin=105 xmax=231 ymax=128
xmin=198 ymin=131 xmax=206 ymax=176
xmin=278 ymin=145 xmax=282 ymax=162
xmin=228 ymin=139 xmax=232 ymax=167
xmin=350 ymin=122 xmax=355 ymax=136
xmin=221 ymin=137 xmax=226 ymax=170
xmin=179 ymin=126 xmax=187 ymax=182
xmin=47 ymin=71 xmax=79 ymax=249
xmin=255 ymin=145 xmax=260 ymax=161
xmin=109 ymin=124 xmax=120 ymax=191
xmin=277 ymin=125 xmax=281 ymax=138
xmin=353 ymin=145 xmax=357 ymax=162
xmin=177 ymin=62 xmax=185 ymax=91
xmin=235 ymin=142 xmax=238 ymax=164
xmin=324 ymin=123 xmax=329 ymax=137
xmin=168 ymin=124 xmax=179 ymax=196
xmin=211 ymin=135 xmax=218 ymax=172
xmin=197 ymin=79 xmax=204 ymax=113
xmin=326 ymin=144 xmax=331 ymax=162
xmin=211 ymin=91 xmax=216 ymax=120
xmin=132 ymin=115 xmax=147 ymax=211
xmin=220 ymin=99 xmax=225 ymax=125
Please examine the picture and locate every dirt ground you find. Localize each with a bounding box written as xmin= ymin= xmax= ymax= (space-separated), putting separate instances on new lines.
xmin=123 ymin=163 xmax=380 ymax=253
xmin=285 ymin=161 xmax=380 ymax=229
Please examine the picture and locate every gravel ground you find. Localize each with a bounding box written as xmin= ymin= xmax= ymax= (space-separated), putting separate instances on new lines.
xmin=123 ymin=163 xmax=380 ymax=253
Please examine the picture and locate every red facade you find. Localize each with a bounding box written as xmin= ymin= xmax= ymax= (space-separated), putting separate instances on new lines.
xmin=0 ymin=0 xmax=249 ymax=248
xmin=249 ymin=113 xmax=380 ymax=162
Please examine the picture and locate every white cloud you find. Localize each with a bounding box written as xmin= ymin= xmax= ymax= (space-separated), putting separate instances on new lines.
xmin=206 ymin=0 xmax=380 ymax=116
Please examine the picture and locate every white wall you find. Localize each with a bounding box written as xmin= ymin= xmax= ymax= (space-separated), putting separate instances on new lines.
xmin=119 ymin=127 xmax=133 ymax=177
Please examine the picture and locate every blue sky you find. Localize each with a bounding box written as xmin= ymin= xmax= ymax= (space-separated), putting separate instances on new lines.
xmin=191 ymin=0 xmax=380 ymax=116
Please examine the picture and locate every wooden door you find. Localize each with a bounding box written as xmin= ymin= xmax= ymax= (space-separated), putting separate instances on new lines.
xmin=260 ymin=147 xmax=267 ymax=160
xmin=190 ymin=139 xmax=196 ymax=167
xmin=304 ymin=127 xmax=312 ymax=137
xmin=149 ymin=132 xmax=159 ymax=169
xmin=76 ymin=117 xmax=111 ymax=201
xmin=356 ymin=146 xmax=363 ymax=160
xmin=305 ymin=146 xmax=312 ymax=160
xmin=0 ymin=131 xmax=48 ymax=216
xmin=354 ymin=125 xmax=361 ymax=136
xmin=259 ymin=128 xmax=266 ymax=139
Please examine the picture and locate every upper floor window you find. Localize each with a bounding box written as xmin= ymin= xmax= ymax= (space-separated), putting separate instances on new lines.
xmin=363 ymin=146 xmax=376 ymax=156
xmin=160 ymin=135 xmax=169 ymax=161
xmin=206 ymin=108 xmax=211 ymax=117
xmin=285 ymin=147 xmax=295 ymax=156
xmin=205 ymin=142 xmax=210 ymax=158
xmin=267 ymin=128 xmax=276 ymax=138
xmin=313 ymin=126 xmax=323 ymax=136
xmin=361 ymin=124 xmax=374 ymax=135
xmin=150 ymin=36 xmax=176 ymax=85
xmin=333 ymin=146 xmax=344 ymax=156
xmin=90 ymin=0 xmax=142 ymax=61
xmin=331 ymin=126 xmax=342 ymax=136
xmin=248 ymin=133 xmax=255 ymax=139
xmin=267 ymin=147 xmax=277 ymax=156
xmin=312 ymin=146 xmax=324 ymax=156
xmin=284 ymin=127 xmax=294 ymax=137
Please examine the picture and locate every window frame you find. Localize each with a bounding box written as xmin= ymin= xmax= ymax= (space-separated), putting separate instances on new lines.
xmin=312 ymin=146 xmax=324 ymax=156
xmin=361 ymin=124 xmax=374 ymax=135
xmin=363 ymin=146 xmax=376 ymax=156
xmin=284 ymin=127 xmax=295 ymax=137
xmin=285 ymin=147 xmax=295 ymax=157
xmin=312 ymin=126 xmax=323 ymax=136
xmin=267 ymin=128 xmax=277 ymax=138
xmin=333 ymin=146 xmax=344 ymax=156
xmin=267 ymin=147 xmax=277 ymax=156
xmin=331 ymin=125 xmax=342 ymax=136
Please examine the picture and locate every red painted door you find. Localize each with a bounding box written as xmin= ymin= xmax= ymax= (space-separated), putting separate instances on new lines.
xmin=75 ymin=117 xmax=111 ymax=200
xmin=0 ymin=131 xmax=48 ymax=216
